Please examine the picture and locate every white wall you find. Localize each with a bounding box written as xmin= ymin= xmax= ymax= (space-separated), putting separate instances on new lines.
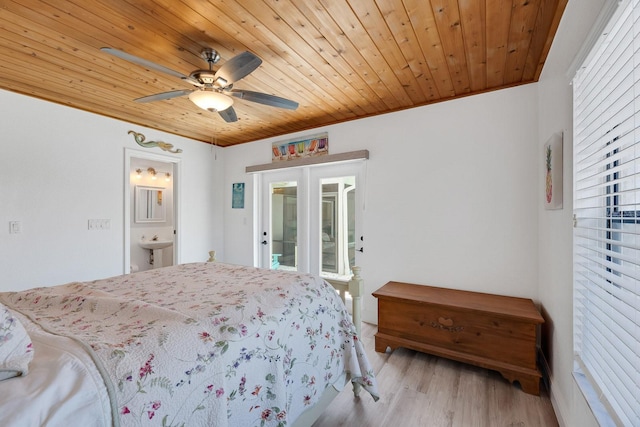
xmin=0 ymin=89 xmax=224 ymax=291
xmin=537 ymin=0 xmax=606 ymax=426
xmin=223 ymin=83 xmax=540 ymax=325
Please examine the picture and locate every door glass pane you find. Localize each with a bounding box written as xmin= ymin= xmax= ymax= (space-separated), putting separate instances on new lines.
xmin=271 ymin=181 xmax=297 ymax=271
xmin=320 ymin=176 xmax=355 ymax=277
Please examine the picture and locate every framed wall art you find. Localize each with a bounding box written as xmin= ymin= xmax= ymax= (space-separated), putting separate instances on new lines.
xmin=232 ymin=183 xmax=245 ymax=209
xmin=544 ymin=132 xmax=563 ymax=210
xmin=271 ymin=132 xmax=328 ymax=163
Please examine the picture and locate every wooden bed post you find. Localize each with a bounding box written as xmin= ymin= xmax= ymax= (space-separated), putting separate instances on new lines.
xmin=349 ymin=266 xmax=364 ymax=397
xmin=323 ymin=267 xmax=363 ymax=338
xmin=348 ymin=266 xmax=363 ymax=337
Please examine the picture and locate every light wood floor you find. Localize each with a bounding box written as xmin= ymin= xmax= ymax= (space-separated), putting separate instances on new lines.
xmin=313 ymin=322 xmax=558 ymax=427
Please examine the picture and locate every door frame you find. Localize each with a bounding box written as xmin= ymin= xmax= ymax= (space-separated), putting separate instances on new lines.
xmin=254 ymin=160 xmax=365 ymax=276
xmin=123 ymin=148 xmax=182 ymax=275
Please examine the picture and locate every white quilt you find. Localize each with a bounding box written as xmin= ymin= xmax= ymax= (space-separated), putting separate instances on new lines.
xmin=1 ymin=262 xmax=378 ymax=426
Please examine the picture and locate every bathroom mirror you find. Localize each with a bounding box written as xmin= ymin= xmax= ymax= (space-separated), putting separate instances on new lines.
xmin=135 ymin=185 xmax=166 ymax=223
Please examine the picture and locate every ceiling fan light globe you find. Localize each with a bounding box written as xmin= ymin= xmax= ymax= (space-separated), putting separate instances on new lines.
xmin=188 ymin=90 xmax=234 ymax=112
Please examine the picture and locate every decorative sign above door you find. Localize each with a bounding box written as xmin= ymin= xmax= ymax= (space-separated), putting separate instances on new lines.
xmin=271 ymin=132 xmax=328 ymax=163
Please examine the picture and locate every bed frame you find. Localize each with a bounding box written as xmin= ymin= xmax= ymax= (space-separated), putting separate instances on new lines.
xmin=207 ymin=251 xmax=364 ymax=426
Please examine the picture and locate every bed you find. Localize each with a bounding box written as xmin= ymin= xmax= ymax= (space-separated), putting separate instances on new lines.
xmin=0 ymin=261 xmax=378 ymax=426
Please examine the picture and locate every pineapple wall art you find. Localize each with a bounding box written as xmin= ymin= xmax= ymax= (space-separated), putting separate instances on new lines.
xmin=544 ymin=132 xmax=563 ymax=210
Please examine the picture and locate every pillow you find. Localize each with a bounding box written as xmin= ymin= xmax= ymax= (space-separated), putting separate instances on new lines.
xmin=0 ymin=303 xmax=34 ymax=380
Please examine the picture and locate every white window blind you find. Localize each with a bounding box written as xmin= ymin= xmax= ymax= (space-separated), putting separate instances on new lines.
xmin=573 ymin=1 xmax=640 ymax=425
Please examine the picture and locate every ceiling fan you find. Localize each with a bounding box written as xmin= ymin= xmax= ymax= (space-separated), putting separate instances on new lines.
xmin=101 ymin=47 xmax=299 ymax=123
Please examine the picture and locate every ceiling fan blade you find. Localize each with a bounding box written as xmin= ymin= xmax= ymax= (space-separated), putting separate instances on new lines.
xmin=134 ymin=89 xmax=193 ymax=103
xmin=228 ymin=89 xmax=299 ymax=110
xmin=214 ymin=51 xmax=262 ymax=85
xmin=101 ymin=47 xmax=187 ymax=79
xmin=218 ymin=106 xmax=238 ymax=123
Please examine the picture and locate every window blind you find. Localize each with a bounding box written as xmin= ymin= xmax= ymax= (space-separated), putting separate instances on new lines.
xmin=573 ymin=1 xmax=640 ymax=425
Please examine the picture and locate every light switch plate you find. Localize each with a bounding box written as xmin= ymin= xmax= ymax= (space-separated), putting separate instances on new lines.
xmin=88 ymin=219 xmax=111 ymax=230
xmin=9 ymin=221 xmax=21 ymax=234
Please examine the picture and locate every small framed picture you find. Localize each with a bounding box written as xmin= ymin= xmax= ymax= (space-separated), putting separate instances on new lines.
xmin=544 ymin=132 xmax=563 ymax=210
xmin=232 ymin=183 xmax=245 ymax=209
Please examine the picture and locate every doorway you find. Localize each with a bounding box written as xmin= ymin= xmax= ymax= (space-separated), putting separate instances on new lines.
xmin=257 ymin=162 xmax=364 ymax=280
xmin=124 ymin=149 xmax=181 ymax=274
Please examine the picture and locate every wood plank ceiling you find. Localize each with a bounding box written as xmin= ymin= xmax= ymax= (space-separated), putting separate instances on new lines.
xmin=0 ymin=0 xmax=567 ymax=147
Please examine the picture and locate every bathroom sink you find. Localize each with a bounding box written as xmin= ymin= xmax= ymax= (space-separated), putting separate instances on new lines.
xmin=139 ymin=240 xmax=173 ymax=250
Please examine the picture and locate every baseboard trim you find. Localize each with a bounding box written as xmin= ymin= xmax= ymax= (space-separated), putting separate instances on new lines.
xmin=537 ymin=347 xmax=550 ymax=391
xmin=538 ymin=349 xmax=568 ymax=427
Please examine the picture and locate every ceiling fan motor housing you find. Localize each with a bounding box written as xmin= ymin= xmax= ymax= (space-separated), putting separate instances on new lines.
xmin=190 ymin=70 xmax=218 ymax=86
xmin=191 ymin=48 xmax=227 ymax=87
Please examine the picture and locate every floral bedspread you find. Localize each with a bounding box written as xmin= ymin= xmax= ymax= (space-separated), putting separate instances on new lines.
xmin=1 ymin=262 xmax=379 ymax=426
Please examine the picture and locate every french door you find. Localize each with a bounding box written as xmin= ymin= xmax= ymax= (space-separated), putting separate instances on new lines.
xmin=258 ymin=162 xmax=364 ymax=279
xmin=260 ymin=169 xmax=306 ymax=272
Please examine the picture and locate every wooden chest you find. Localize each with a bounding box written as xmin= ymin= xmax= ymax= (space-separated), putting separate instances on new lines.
xmin=373 ymin=281 xmax=544 ymax=395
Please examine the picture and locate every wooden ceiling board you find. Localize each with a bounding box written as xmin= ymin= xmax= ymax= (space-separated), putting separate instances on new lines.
xmin=458 ymin=0 xmax=487 ymax=92
xmin=0 ymin=0 xmax=567 ymax=147
xmin=503 ymin=0 xmax=541 ymax=84
xmin=431 ymin=0 xmax=472 ymax=95
xmin=526 ymin=0 xmax=569 ymax=81
xmin=485 ymin=0 xmax=513 ymax=88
